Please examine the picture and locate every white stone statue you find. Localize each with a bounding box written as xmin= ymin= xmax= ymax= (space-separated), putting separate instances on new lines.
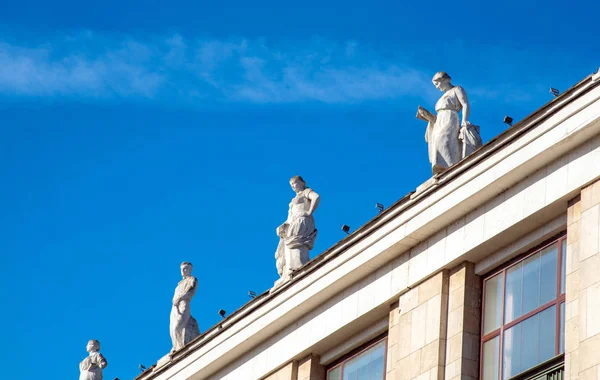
xmin=273 ymin=176 xmax=320 ymax=288
xmin=417 ymin=71 xmax=482 ymax=175
xmin=170 ymin=262 xmax=200 ymax=351
xmin=79 ymin=340 xmax=107 ymax=380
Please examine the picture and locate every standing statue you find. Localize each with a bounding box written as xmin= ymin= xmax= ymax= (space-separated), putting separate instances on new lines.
xmin=416 ymin=71 xmax=482 ymax=175
xmin=79 ymin=340 xmax=108 ymax=380
xmin=170 ymin=262 xmax=200 ymax=351
xmin=272 ymin=175 xmax=320 ymax=289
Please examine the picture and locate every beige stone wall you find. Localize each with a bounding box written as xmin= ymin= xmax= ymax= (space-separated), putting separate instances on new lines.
xmin=566 ymin=195 xmax=581 ymax=380
xmin=566 ymin=178 xmax=600 ymax=380
xmin=387 ymin=270 xmax=449 ymax=380
xmin=262 ymin=361 xmax=298 ymax=380
xmin=387 ymin=299 xmax=401 ymax=379
xmin=444 ymin=263 xmax=481 ymax=380
xmin=261 ymin=354 xmax=325 ymax=380
xmin=297 ymin=354 xmax=325 ymax=380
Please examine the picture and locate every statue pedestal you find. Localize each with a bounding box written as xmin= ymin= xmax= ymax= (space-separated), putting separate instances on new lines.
xmin=156 ymin=353 xmax=172 ymax=369
xmin=270 ymin=274 xmax=292 ymax=294
xmin=593 ymin=68 xmax=600 ymax=82
xmin=411 ymin=176 xmax=439 ymax=199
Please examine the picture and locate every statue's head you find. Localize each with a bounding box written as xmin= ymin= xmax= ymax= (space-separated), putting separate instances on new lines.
xmin=289 ymin=175 xmax=307 ymax=193
xmin=86 ymin=340 xmax=100 ymax=353
xmin=181 ymin=262 xmax=193 ymax=277
xmin=432 ymin=71 xmax=452 ymax=92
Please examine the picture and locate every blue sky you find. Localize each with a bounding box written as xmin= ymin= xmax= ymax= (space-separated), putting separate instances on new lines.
xmin=0 ymin=1 xmax=598 ymax=379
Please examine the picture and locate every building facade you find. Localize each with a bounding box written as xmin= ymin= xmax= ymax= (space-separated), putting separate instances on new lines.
xmin=136 ymin=69 xmax=600 ymax=380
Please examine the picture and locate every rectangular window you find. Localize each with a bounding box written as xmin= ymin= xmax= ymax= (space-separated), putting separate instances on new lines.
xmin=327 ymin=336 xmax=387 ymax=380
xmin=480 ymin=236 xmax=566 ymax=380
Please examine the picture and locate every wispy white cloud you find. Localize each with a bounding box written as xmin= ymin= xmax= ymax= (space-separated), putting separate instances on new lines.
xmin=0 ymin=37 xmax=164 ymax=99
xmin=0 ymin=33 xmax=437 ymax=105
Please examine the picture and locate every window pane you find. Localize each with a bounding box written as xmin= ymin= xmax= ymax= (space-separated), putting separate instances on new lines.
xmin=540 ymin=244 xmax=558 ymax=304
xmin=560 ymin=302 xmax=565 ymax=353
xmin=503 ymin=320 xmax=522 ymax=379
xmin=561 ymin=239 xmax=566 ymax=295
xmin=521 ymin=253 xmax=541 ymax=317
xmin=520 ymin=313 xmax=538 ymax=373
xmin=342 ymin=340 xmax=385 ymax=380
xmin=484 ymin=274 xmax=504 ymax=334
xmin=328 ymin=366 xmax=341 ymax=380
xmin=505 ymin=263 xmax=523 ymax=323
xmin=503 ymin=306 xmax=557 ymax=379
xmin=538 ymin=306 xmax=556 ymax=363
xmin=482 ymin=336 xmax=500 ymax=380
xmin=505 ymin=246 xmax=559 ymax=324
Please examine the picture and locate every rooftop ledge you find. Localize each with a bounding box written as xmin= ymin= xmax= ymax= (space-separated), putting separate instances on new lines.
xmin=137 ymin=68 xmax=600 ymax=380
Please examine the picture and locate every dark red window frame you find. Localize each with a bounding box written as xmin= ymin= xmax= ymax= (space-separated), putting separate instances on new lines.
xmin=479 ymin=234 xmax=566 ymax=380
xmin=326 ymin=333 xmax=388 ymax=380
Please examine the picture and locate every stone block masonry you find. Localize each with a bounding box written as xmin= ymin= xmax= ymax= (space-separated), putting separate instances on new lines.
xmin=566 ymin=178 xmax=600 ymax=380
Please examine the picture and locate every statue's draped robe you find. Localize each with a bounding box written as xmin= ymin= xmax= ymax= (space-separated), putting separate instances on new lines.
xmin=170 ymin=276 xmax=200 ymax=351
xmin=459 ymin=123 xmax=482 ymax=158
xmin=275 ymin=188 xmax=318 ymax=276
xmin=79 ymin=352 xmax=107 ymax=380
xmin=426 ymin=86 xmax=481 ymax=174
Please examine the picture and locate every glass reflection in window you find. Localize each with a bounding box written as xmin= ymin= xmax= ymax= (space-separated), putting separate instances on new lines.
xmin=327 ymin=339 xmax=386 ymax=380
